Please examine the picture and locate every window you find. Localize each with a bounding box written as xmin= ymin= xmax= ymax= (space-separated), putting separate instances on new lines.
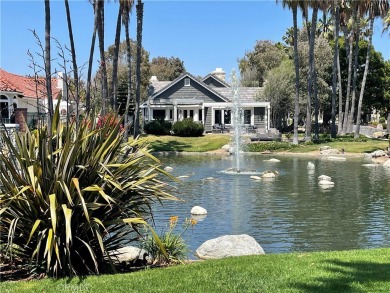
xmin=169 ymin=109 xmax=173 ymax=120
xmin=224 ymin=110 xmax=231 ymax=124
xmin=184 ymin=78 xmax=190 ymax=86
xmin=183 ymin=110 xmax=188 ymax=119
xmin=189 ymin=110 xmax=194 ymax=118
xmin=199 ymin=109 xmax=203 ymax=122
xmin=244 ymin=110 xmax=251 ymax=124
xmin=0 ymin=95 xmax=9 ymax=120
xmin=153 ymin=109 xmax=165 ymax=120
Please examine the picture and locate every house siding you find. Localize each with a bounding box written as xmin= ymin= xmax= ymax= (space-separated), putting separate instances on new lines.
xmin=254 ymin=107 xmax=266 ymax=128
xmin=152 ymin=79 xmax=225 ymax=104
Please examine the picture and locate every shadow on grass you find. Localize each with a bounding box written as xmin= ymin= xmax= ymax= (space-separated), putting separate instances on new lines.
xmin=294 ymin=259 xmax=390 ymax=292
xmin=150 ymin=140 xmax=192 ymax=152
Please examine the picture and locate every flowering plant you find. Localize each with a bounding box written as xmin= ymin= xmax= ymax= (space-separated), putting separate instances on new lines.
xmin=142 ymin=216 xmax=197 ymax=265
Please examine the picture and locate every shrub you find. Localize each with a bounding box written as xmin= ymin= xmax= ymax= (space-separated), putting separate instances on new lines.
xmin=144 ymin=120 xmax=172 ymax=135
xmin=0 ymin=109 xmax=176 ymax=277
xmin=141 ymin=216 xmax=196 ymax=265
xmin=244 ymin=141 xmax=299 ymax=152
xmin=172 ymin=119 xmax=204 ymax=137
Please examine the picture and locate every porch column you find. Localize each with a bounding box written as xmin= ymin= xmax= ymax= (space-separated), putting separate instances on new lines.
xmin=173 ymin=104 xmax=177 ymax=122
xmin=267 ymin=104 xmax=271 ymax=130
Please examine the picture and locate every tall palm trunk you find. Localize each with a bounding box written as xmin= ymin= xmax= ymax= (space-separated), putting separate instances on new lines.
xmin=292 ymin=5 xmax=300 ymax=145
xmin=124 ymin=10 xmax=132 ymax=142
xmin=64 ymin=0 xmax=79 ymax=124
xmin=354 ymin=17 xmax=374 ymax=138
xmin=86 ymin=0 xmax=99 ymax=113
xmin=347 ymin=15 xmax=360 ymax=133
xmin=337 ymin=42 xmax=343 ymax=134
xmin=44 ymin=0 xmax=53 ymax=136
xmin=331 ymin=0 xmax=340 ymax=138
xmin=111 ymin=6 xmax=122 ymax=110
xmin=133 ymin=0 xmax=143 ymax=138
xmin=97 ymin=0 xmax=108 ymax=114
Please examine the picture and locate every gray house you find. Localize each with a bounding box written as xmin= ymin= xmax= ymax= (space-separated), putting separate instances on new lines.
xmin=142 ymin=68 xmax=270 ymax=133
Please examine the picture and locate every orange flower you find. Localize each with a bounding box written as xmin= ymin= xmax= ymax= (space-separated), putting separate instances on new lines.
xmin=169 ymin=216 xmax=178 ymax=227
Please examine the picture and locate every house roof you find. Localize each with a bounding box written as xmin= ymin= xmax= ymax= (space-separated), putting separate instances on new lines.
xmin=0 ymin=68 xmax=61 ymax=99
xmin=149 ymin=72 xmax=230 ymax=102
xmin=202 ymin=73 xmax=231 ymax=88
xmin=213 ymin=87 xmax=264 ymax=103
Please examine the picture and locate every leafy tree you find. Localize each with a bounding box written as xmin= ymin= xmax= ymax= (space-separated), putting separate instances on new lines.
xmin=150 ymin=56 xmax=186 ymax=81
xmin=104 ymin=39 xmax=151 ymax=110
xmin=258 ymin=59 xmax=295 ymax=130
xmin=238 ymin=40 xmax=286 ymax=87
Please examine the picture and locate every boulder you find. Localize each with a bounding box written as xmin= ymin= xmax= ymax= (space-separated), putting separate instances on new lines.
xmin=109 ymin=246 xmax=150 ymax=264
xmin=320 ymin=146 xmax=331 ymax=151
xmin=327 ymin=156 xmax=346 ymax=161
xmin=265 ymin=158 xmax=281 ymax=162
xmin=262 ymin=172 xmax=276 ymax=179
xmin=318 ymin=175 xmax=331 ymax=181
xmin=191 ymin=206 xmax=207 ymax=215
xmin=250 ymin=175 xmax=262 ymax=180
xmin=318 ymin=180 xmax=335 ymax=186
xmin=195 ymin=234 xmax=265 ymax=260
xmin=383 ymin=159 xmax=390 ymax=168
xmin=307 ymin=162 xmax=315 ymax=169
xmin=320 ymin=149 xmax=339 ymax=155
xmin=372 ymin=150 xmax=386 ymax=157
xmin=373 ymin=131 xmax=385 ymax=138
xmin=164 ymin=166 xmax=173 ymax=172
xmin=221 ymin=144 xmax=231 ymax=152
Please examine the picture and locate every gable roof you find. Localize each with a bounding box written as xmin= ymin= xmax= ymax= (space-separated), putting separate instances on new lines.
xmin=202 ymin=73 xmax=231 ymax=88
xmin=213 ymin=87 xmax=264 ymax=103
xmin=0 ymin=68 xmax=61 ymax=99
xmin=150 ymin=72 xmax=230 ymax=102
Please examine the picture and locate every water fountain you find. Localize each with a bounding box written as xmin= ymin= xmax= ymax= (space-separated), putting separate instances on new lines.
xmin=221 ymin=69 xmax=260 ymax=175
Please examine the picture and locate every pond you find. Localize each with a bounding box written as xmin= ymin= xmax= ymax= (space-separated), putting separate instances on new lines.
xmin=152 ymin=154 xmax=390 ymax=257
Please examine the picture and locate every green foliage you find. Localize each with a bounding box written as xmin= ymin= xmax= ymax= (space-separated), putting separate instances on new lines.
xmin=144 ymin=120 xmax=172 ymax=135
xmin=244 ymin=141 xmax=299 ymax=152
xmin=172 ymin=119 xmax=204 ymax=137
xmin=0 ymin=109 xmax=176 ymax=277
xmin=142 ymin=216 xmax=196 ymax=265
xmin=150 ymin=56 xmax=186 ymax=81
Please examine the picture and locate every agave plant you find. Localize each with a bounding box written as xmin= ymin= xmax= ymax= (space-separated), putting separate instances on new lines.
xmin=0 ymin=108 xmax=176 ymax=277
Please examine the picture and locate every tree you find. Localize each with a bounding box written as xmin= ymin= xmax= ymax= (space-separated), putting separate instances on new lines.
xmin=277 ymin=0 xmax=304 ymax=144
xmin=331 ymin=0 xmax=341 ymax=138
xmin=110 ymin=3 xmax=123 ymax=110
xmin=259 ymin=59 xmax=295 ymax=130
xmin=44 ymin=0 xmax=53 ymax=137
xmin=150 ymin=56 xmax=186 ymax=81
xmin=238 ymin=40 xmax=286 ymax=87
xmin=134 ymin=0 xmax=144 ymax=138
xmin=64 ymin=0 xmax=80 ymax=124
xmin=97 ymin=0 xmax=108 ymax=114
xmin=355 ymin=0 xmax=389 ymax=138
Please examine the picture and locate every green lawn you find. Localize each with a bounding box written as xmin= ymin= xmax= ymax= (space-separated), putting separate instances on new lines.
xmin=2 ymin=248 xmax=389 ymax=292
xmin=138 ymin=134 xmax=388 ymax=154
xmin=140 ymin=134 xmax=231 ymax=152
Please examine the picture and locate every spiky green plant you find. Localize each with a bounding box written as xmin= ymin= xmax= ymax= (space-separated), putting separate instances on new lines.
xmin=0 ymin=108 xmax=176 ymax=277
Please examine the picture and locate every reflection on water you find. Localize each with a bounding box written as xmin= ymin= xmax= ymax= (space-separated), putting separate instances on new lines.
xmin=152 ymin=154 xmax=390 ymax=257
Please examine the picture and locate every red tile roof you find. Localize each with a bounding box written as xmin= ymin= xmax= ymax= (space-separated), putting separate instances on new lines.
xmin=0 ymin=68 xmax=61 ymax=99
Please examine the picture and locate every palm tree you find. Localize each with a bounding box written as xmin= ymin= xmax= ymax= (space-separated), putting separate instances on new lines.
xmin=64 ymin=0 xmax=80 ymax=123
xmin=122 ymin=0 xmax=134 ymax=142
xmin=277 ymin=0 xmax=304 ymax=145
xmin=133 ymin=0 xmax=144 ymax=139
xmin=331 ymin=0 xmax=341 ymax=138
xmin=86 ymin=0 xmax=99 ymax=113
xmin=111 ymin=3 xmax=123 ymax=110
xmin=355 ymin=0 xmax=389 ymax=138
xmin=44 ymin=0 xmax=53 ymax=136
xmin=97 ymin=0 xmax=108 ymax=114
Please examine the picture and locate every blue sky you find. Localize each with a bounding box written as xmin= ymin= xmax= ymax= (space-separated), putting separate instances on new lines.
xmin=1 ymin=0 xmax=389 ymax=82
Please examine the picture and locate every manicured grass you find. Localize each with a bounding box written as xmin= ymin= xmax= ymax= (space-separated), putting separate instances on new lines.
xmin=138 ymin=134 xmax=388 ymax=154
xmin=2 ymin=248 xmax=389 ymax=292
xmin=140 ymin=134 xmax=231 ymax=152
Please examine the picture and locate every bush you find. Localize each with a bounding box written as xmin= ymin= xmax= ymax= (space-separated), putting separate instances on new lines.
xmin=244 ymin=141 xmax=299 ymax=152
xmin=141 ymin=216 xmax=196 ymax=265
xmin=0 ymin=108 xmax=176 ymax=277
xmin=144 ymin=120 xmax=172 ymax=135
xmin=172 ymin=119 xmax=204 ymax=137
